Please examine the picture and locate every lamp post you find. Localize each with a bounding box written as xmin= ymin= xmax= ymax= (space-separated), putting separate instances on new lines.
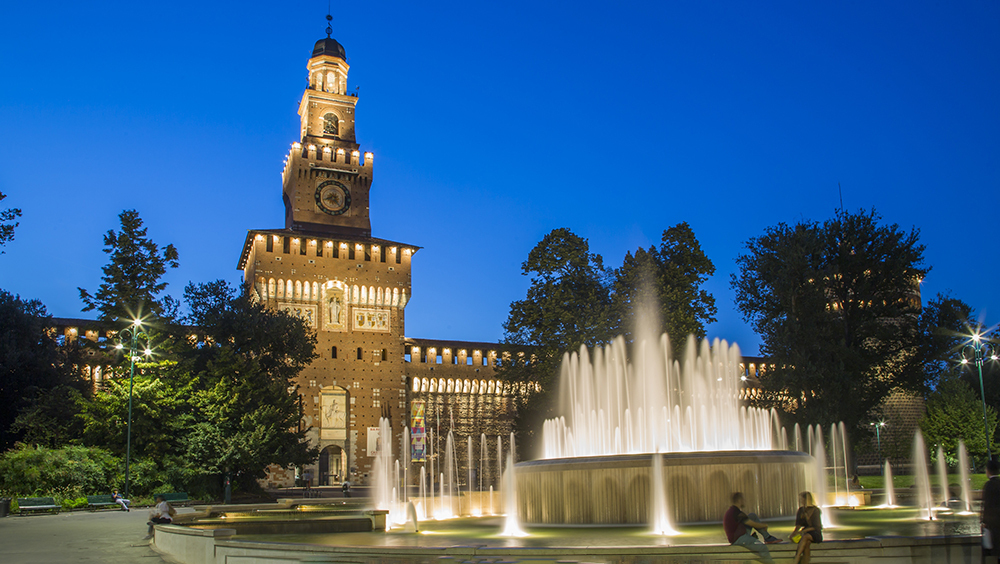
xmin=961 ymin=332 xmax=997 ymax=464
xmin=870 ymin=421 xmax=885 ymax=473
xmin=115 ymin=319 xmax=149 ymax=500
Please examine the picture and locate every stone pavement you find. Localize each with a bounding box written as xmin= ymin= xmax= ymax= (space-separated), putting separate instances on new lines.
xmin=0 ymin=506 xmax=179 ymax=563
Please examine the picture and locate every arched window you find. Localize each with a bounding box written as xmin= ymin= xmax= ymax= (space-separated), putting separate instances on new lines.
xmin=323 ymin=113 xmax=339 ymax=135
xmin=277 ymin=279 xmax=285 ymax=299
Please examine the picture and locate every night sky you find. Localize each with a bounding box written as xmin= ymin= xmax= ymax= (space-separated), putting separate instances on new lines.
xmin=1 ymin=1 xmax=998 ymax=356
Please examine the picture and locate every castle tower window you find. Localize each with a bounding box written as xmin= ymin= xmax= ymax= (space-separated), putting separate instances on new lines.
xmin=356 ymin=347 xmax=363 ymax=360
xmin=380 ymin=247 xmax=386 ymax=263
xmin=299 ymin=239 xmax=307 ymax=255
xmin=266 ymin=236 xmax=274 ymax=252
xmin=283 ymin=237 xmax=291 ymax=254
xmin=395 ymin=250 xmax=401 ymax=264
xmin=323 ymin=113 xmax=338 ymax=135
xmin=381 ymin=349 xmax=387 ymax=361
xmin=332 ymin=242 xmax=340 ymax=258
xmin=331 ymin=346 xmax=338 ymax=359
xmin=317 ymin=240 xmax=324 ymax=257
xmin=364 ymin=245 xmax=371 ymax=261
xmin=348 ymin=245 xmax=355 ymax=260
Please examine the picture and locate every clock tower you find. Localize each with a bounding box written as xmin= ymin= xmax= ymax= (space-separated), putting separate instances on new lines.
xmin=282 ymin=24 xmax=373 ymax=237
xmin=239 ymin=20 xmax=420 ymax=487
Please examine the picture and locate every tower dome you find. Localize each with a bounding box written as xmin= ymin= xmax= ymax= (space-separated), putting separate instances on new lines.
xmin=313 ymin=37 xmax=346 ymax=60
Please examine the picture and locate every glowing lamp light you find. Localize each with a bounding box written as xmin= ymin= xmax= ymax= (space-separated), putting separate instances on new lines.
xmin=337 ymin=148 xmax=345 ymax=154
xmin=292 ymin=142 xmax=301 ymax=149
xmin=323 ymin=146 xmax=331 ymax=152
xmin=144 ymin=348 xmax=152 ymax=356
xmin=115 ymin=343 xmax=124 ymax=350
xmin=255 ymin=235 xmax=263 ymax=241
xmin=351 ymin=150 xmax=360 ymax=157
xmin=364 ymin=151 xmax=373 ymax=161
xmin=308 ymin=144 xmax=317 ymax=151
xmin=326 ymin=241 xmax=333 ymax=246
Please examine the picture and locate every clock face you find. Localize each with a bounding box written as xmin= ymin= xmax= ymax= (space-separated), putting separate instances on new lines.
xmin=315 ymin=180 xmax=351 ymax=215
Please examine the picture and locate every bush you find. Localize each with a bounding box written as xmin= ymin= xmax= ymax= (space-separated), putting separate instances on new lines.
xmin=0 ymin=444 xmax=119 ymax=496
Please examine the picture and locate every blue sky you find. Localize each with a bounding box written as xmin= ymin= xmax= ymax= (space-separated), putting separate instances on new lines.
xmin=1 ymin=1 xmax=998 ymax=356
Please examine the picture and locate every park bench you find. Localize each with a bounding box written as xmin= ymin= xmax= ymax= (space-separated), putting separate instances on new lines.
xmin=86 ymin=495 xmax=117 ymax=510
xmin=17 ymin=497 xmax=60 ymax=515
xmin=160 ymin=492 xmax=190 ymax=505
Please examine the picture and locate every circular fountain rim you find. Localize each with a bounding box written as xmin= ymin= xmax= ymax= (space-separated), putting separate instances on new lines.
xmin=516 ymin=450 xmax=813 ymax=471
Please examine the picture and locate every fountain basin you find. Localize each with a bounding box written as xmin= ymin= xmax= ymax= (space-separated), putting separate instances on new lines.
xmin=515 ymin=450 xmax=814 ymax=524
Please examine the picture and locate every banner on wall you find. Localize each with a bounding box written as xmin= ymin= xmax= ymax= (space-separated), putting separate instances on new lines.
xmin=367 ymin=426 xmax=381 ymax=458
xmin=410 ymin=400 xmax=426 ymax=462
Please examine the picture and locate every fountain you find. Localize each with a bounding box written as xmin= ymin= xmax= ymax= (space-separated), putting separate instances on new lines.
xmin=517 ymin=333 xmax=814 ymax=525
xmin=912 ymin=432 xmax=934 ymax=520
xmin=958 ymin=440 xmax=973 ymax=514
xmin=881 ymin=460 xmax=897 ymax=508
xmin=935 ymin=446 xmax=950 ymax=506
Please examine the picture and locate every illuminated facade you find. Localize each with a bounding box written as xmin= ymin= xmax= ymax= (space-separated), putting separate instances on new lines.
xmin=236 ymin=31 xmax=525 ymax=487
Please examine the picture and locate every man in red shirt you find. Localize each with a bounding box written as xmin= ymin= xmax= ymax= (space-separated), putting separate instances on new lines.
xmin=723 ymin=492 xmax=776 ymax=564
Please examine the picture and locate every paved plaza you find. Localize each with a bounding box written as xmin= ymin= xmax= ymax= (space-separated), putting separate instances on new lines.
xmin=0 ymin=507 xmax=174 ymax=563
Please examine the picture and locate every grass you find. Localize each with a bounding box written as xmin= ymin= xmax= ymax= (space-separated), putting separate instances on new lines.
xmin=857 ymin=473 xmax=989 ymax=490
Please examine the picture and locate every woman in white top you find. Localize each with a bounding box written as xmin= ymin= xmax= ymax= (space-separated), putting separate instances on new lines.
xmin=145 ymin=495 xmax=174 ymax=540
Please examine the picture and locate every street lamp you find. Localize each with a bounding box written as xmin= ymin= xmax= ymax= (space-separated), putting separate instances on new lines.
xmin=870 ymin=421 xmax=886 ymax=473
xmin=961 ymin=332 xmax=997 ymax=464
xmin=115 ymin=319 xmax=150 ymax=500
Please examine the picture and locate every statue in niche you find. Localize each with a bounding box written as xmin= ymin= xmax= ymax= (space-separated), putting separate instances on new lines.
xmin=323 ymin=113 xmax=338 ymax=135
xmin=327 ymin=295 xmax=343 ymax=326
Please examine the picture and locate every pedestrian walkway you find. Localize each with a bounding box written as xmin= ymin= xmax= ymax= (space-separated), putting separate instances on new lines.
xmin=0 ymin=506 xmax=175 ymax=563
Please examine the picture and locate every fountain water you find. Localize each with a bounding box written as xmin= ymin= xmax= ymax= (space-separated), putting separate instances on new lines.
xmin=881 ymin=460 xmax=896 ymax=508
xmin=650 ymin=451 xmax=679 ymax=535
xmin=500 ymin=448 xmax=526 ymax=536
xmin=912 ymin=433 xmax=934 ymax=520
xmin=519 ymin=333 xmax=814 ymax=525
xmin=810 ymin=427 xmax=835 ymax=527
xmin=958 ymin=440 xmax=973 ymax=514
xmin=935 ymin=446 xmax=949 ymax=505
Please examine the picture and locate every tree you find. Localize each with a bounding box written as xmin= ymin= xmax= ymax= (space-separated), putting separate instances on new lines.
xmin=177 ymin=280 xmax=318 ymax=492
xmin=921 ymin=374 xmax=998 ymax=467
xmin=0 ymin=291 xmax=79 ymax=450
xmin=78 ymin=210 xmax=179 ymax=322
xmin=0 ymin=191 xmax=20 ymax=252
xmin=501 ymin=228 xmax=614 ymax=459
xmin=731 ymin=208 xmax=929 ymax=439
xmin=611 ymin=222 xmax=717 ymax=353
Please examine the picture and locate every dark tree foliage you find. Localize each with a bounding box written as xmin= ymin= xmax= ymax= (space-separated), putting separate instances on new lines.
xmin=0 ymin=291 xmax=82 ymax=450
xmin=915 ymin=294 xmax=978 ymax=387
xmin=0 ymin=191 xmax=21 ymax=252
xmin=177 ymin=280 xmax=318 ymax=491
xmin=731 ymin=208 xmax=929 ymax=439
xmin=921 ymin=374 xmax=998 ymax=466
xmin=612 ymin=222 xmax=717 ymax=354
xmin=501 ymin=228 xmax=614 ymax=459
xmin=78 ymin=209 xmax=179 ymax=322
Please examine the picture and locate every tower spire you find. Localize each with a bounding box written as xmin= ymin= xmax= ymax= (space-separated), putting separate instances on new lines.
xmin=325 ymin=11 xmax=333 ymax=38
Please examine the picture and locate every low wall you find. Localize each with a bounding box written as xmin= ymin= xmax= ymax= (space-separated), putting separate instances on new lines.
xmin=152 ymin=526 xmax=982 ymax=564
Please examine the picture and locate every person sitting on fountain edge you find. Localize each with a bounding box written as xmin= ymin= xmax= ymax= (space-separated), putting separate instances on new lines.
xmin=724 ymin=492 xmax=781 ymax=564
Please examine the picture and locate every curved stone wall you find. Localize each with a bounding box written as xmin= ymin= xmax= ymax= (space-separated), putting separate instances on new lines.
xmin=515 ymin=451 xmax=815 ymax=524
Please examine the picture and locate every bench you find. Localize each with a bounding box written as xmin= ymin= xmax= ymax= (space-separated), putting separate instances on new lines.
xmin=17 ymin=497 xmax=61 ymax=515
xmin=159 ymin=492 xmax=190 ymax=505
xmin=86 ymin=495 xmax=118 ymax=510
